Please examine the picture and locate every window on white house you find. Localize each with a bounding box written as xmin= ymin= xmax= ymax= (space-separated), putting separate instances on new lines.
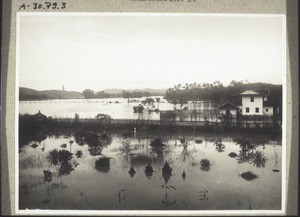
xmin=246 ymin=107 xmax=250 ymax=113
xmin=255 ymin=107 xmax=259 ymax=113
xmin=266 ymin=109 xmax=268 ymax=112
xmin=250 ymin=97 xmax=254 ymax=102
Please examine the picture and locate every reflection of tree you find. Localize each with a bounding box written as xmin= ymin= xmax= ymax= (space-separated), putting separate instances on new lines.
xmin=128 ymin=168 xmax=136 ymax=178
xmin=43 ymin=181 xmax=67 ymax=206
xmin=213 ymin=138 xmax=225 ymax=153
xmin=145 ymin=165 xmax=154 ymax=179
xmin=46 ymin=149 xmax=75 ymax=176
xmin=236 ymin=139 xmax=256 ymax=152
xmin=236 ymin=150 xmax=253 ymax=164
xmin=249 ymin=151 xmax=267 ymax=168
xmin=88 ymin=146 xmax=103 ymax=156
xmin=182 ymin=171 xmax=186 ymax=181
xmin=130 ymin=154 xmax=156 ymax=168
xmin=75 ymin=150 xmax=83 ymax=158
xmin=240 ymin=171 xmax=258 ymax=181
xmin=117 ymin=139 xmax=133 ymax=165
xmin=46 ymin=149 xmax=72 ymax=165
xmin=178 ymin=146 xmax=197 ymax=165
xmin=272 ymin=147 xmax=280 ymax=172
xmin=161 ymin=161 xmax=177 ymax=208
xmin=200 ymin=159 xmax=211 ymax=172
xmin=118 ymin=189 xmax=126 ymax=203
xmin=43 ymin=170 xmax=53 ymax=182
xmin=150 ymin=138 xmax=166 ymax=165
xmin=95 ymin=156 xmax=111 ymax=173
xmin=82 ymin=132 xmax=113 ymax=156
xmin=198 ymin=189 xmax=209 ymax=201
xmin=74 ymin=131 xmax=112 ymax=150
xmin=58 ymin=162 xmax=74 ymax=176
xmin=215 ymin=143 xmax=225 ymax=153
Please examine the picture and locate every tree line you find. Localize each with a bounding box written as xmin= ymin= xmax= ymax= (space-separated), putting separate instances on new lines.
xmin=165 ymin=80 xmax=282 ymax=106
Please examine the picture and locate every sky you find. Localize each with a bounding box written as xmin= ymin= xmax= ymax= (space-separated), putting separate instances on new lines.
xmin=19 ymin=13 xmax=285 ymax=92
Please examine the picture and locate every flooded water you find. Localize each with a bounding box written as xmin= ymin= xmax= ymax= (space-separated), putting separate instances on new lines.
xmin=19 ymin=97 xmax=173 ymax=120
xmin=19 ymin=130 xmax=282 ymax=210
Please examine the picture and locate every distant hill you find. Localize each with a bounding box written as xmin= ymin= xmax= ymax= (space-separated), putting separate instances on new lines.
xmin=104 ymin=88 xmax=166 ymax=95
xmin=19 ymin=87 xmax=84 ymax=101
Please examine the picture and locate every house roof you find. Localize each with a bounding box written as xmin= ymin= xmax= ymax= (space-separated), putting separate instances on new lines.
xmin=216 ymin=102 xmax=239 ymax=110
xmin=263 ymin=101 xmax=274 ymax=107
xmin=234 ymin=89 xmax=270 ymax=96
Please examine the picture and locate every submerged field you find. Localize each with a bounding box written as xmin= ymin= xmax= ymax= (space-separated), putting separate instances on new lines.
xmin=19 ymin=128 xmax=282 ymax=210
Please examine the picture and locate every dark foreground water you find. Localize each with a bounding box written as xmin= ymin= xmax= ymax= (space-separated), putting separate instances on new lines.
xmin=19 ymin=130 xmax=282 ymax=210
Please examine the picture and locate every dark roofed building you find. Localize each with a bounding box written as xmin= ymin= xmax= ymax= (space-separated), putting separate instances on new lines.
xmin=216 ymin=102 xmax=240 ymax=117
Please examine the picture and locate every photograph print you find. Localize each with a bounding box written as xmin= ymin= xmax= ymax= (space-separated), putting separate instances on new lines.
xmin=17 ymin=13 xmax=286 ymax=214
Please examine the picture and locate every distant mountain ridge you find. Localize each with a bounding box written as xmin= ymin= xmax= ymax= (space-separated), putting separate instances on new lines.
xmin=19 ymin=87 xmax=84 ymax=100
xmin=19 ymin=87 xmax=167 ymax=100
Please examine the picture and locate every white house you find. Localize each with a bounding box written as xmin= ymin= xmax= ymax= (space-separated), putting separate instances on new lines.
xmin=238 ymin=89 xmax=273 ymax=116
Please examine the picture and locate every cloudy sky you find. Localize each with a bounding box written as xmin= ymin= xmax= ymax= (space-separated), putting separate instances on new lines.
xmin=19 ymin=13 xmax=285 ymax=92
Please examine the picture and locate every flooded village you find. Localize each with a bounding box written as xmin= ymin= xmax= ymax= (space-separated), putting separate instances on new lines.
xmin=19 ymin=83 xmax=283 ymax=210
xmin=17 ymin=13 xmax=285 ymax=212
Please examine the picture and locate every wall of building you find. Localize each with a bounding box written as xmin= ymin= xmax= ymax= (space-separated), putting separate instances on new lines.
xmin=263 ymin=106 xmax=273 ymax=116
xmin=219 ymin=109 xmax=237 ymax=116
xmin=242 ymin=96 xmax=263 ymax=115
xmin=187 ymin=101 xmax=214 ymax=111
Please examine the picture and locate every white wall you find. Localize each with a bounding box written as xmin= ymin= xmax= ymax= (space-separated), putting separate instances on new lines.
xmin=242 ymin=96 xmax=263 ymax=115
xmin=263 ymin=106 xmax=273 ymax=116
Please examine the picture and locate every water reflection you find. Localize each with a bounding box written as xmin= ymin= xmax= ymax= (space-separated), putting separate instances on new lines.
xmin=228 ymin=152 xmax=238 ymax=158
xmin=240 ymin=171 xmax=258 ymax=181
xmin=272 ymin=146 xmax=280 ymax=172
xmin=200 ymin=159 xmax=211 ymax=172
xmin=30 ymin=143 xmax=39 ymax=149
xmin=75 ymin=150 xmax=83 ymax=158
xmin=118 ymin=189 xmax=126 ymax=203
xmin=213 ymin=138 xmax=225 ymax=153
xmin=161 ymin=161 xmax=177 ymax=208
xmin=58 ymin=162 xmax=74 ymax=176
xmin=145 ymin=165 xmax=154 ymax=179
xmin=128 ymin=167 xmax=136 ymax=178
xmin=95 ymin=156 xmax=111 ymax=173
xmin=198 ymin=189 xmax=209 ymax=202
xmin=182 ymin=170 xmax=186 ymax=181
xmin=236 ymin=138 xmax=256 ymax=152
xmin=249 ymin=151 xmax=267 ymax=168
xmin=43 ymin=170 xmax=53 ymax=183
xmin=45 ymin=149 xmax=77 ymax=176
xmin=19 ymin=129 xmax=282 ymax=210
xmin=43 ymin=181 xmax=68 ymax=207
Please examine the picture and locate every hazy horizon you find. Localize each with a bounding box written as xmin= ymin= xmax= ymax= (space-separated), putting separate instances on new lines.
xmin=19 ymin=13 xmax=285 ymax=92
xmin=20 ymin=80 xmax=283 ymax=93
